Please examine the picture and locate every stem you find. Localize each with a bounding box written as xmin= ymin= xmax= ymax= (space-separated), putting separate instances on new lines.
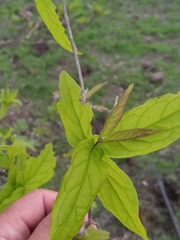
xmin=72 ymin=208 xmax=92 ymax=239
xmin=84 ymin=208 xmax=92 ymax=229
xmin=61 ymin=0 xmax=86 ymax=104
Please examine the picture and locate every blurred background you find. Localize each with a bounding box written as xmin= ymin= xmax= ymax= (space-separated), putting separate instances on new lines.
xmin=0 ymin=0 xmax=180 ymax=239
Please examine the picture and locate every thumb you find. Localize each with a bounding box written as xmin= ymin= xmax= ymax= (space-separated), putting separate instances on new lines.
xmin=29 ymin=214 xmax=95 ymax=240
xmin=29 ymin=214 xmax=51 ymax=240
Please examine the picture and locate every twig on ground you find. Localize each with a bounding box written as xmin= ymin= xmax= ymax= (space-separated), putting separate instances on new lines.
xmin=61 ymin=0 xmax=86 ymax=104
xmin=151 ymin=164 xmax=180 ymax=240
xmin=0 ymin=0 xmax=14 ymax=5
xmin=26 ymin=19 xmax=41 ymax=39
xmin=0 ymin=39 xmax=56 ymax=47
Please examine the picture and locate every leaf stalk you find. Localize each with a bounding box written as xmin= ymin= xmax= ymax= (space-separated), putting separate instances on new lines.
xmin=61 ymin=0 xmax=86 ymax=104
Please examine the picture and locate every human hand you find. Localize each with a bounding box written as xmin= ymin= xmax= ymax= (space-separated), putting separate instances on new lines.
xmin=0 ymin=189 xmax=57 ymax=240
xmin=0 ymin=189 xmax=89 ymax=240
xmin=0 ymin=189 xmax=92 ymax=240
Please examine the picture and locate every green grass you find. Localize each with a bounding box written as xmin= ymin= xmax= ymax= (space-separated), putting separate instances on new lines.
xmin=1 ymin=0 xmax=180 ymax=239
xmin=1 ymin=0 xmax=180 ymax=101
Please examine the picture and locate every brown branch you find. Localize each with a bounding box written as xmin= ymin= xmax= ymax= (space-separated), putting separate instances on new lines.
xmin=0 ymin=39 xmax=56 ymax=47
xmin=61 ymin=0 xmax=86 ymax=104
xmin=84 ymin=208 xmax=92 ymax=229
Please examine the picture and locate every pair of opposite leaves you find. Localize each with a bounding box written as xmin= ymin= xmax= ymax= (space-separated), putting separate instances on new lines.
xmin=50 ymin=71 xmax=180 ymax=240
xmin=33 ymin=1 xmax=180 ymax=238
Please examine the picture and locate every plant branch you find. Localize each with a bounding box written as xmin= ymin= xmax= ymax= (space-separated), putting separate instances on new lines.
xmin=72 ymin=208 xmax=92 ymax=239
xmin=84 ymin=208 xmax=92 ymax=229
xmin=61 ymin=0 xmax=86 ymax=104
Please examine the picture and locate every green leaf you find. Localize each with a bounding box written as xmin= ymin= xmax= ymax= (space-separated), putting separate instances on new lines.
xmin=53 ymin=81 xmax=107 ymax=102
xmin=0 ymin=164 xmax=23 ymax=210
xmin=101 ymin=128 xmax=162 ymax=142
xmin=0 ymin=185 xmax=25 ymax=213
xmin=0 ymin=88 xmax=18 ymax=104
xmin=57 ymin=71 xmax=93 ymax=148
xmin=15 ymin=136 xmax=37 ymax=151
xmin=92 ymin=105 xmax=110 ymax=113
xmin=63 ymin=149 xmax=74 ymax=158
xmin=0 ymin=152 xmax=9 ymax=168
xmin=101 ymin=92 xmax=180 ymax=158
xmin=100 ymin=84 xmax=133 ymax=138
xmin=86 ymin=82 xmax=107 ymax=99
xmin=50 ymin=138 xmax=108 ymax=240
xmin=0 ymin=181 xmax=21 ymax=207
xmin=0 ymin=144 xmax=28 ymax=156
xmin=17 ymin=143 xmax=56 ymax=190
xmin=75 ymin=226 xmax=109 ymax=240
xmin=34 ymin=0 xmax=74 ymax=53
xmin=0 ymin=143 xmax=56 ymax=212
xmin=6 ymin=90 xmax=18 ymax=104
xmin=0 ymin=103 xmax=8 ymax=120
xmin=1 ymin=128 xmax=13 ymax=141
xmin=98 ymin=156 xmax=148 ymax=240
xmin=0 ymin=142 xmax=29 ymax=170
xmin=0 ymin=88 xmax=21 ymax=120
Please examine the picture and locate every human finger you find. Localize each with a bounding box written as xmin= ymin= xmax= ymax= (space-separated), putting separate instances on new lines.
xmin=28 ymin=214 xmax=51 ymax=240
xmin=0 ymin=189 xmax=57 ymax=240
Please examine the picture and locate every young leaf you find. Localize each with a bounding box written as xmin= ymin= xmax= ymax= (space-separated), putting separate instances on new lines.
xmin=91 ymin=201 xmax=97 ymax=211
xmin=100 ymin=128 xmax=162 ymax=142
xmin=75 ymin=226 xmax=109 ymax=240
xmin=50 ymin=138 xmax=108 ymax=240
xmin=86 ymin=82 xmax=107 ymax=99
xmin=0 ymin=88 xmax=21 ymax=119
xmin=0 ymin=128 xmax=13 ymax=141
xmin=0 ymin=143 xmax=29 ymax=170
xmin=0 ymin=185 xmax=25 ymax=213
xmin=91 ymin=105 xmax=110 ymax=113
xmin=98 ymin=156 xmax=148 ymax=240
xmin=17 ymin=143 xmax=56 ymax=190
xmin=101 ymin=92 xmax=180 ymax=158
xmin=34 ymin=0 xmax=74 ymax=53
xmin=57 ymin=71 xmax=93 ymax=148
xmin=63 ymin=149 xmax=74 ymax=158
xmin=0 ymin=164 xmax=25 ymax=212
xmin=0 ymin=152 xmax=9 ymax=168
xmin=0 ymin=183 xmax=14 ymax=207
xmin=100 ymin=84 xmax=133 ymax=138
xmin=53 ymin=81 xmax=107 ymax=102
xmin=0 ymin=103 xmax=8 ymax=120
xmin=5 ymin=89 xmax=18 ymax=104
xmin=0 ymin=143 xmax=56 ymax=212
